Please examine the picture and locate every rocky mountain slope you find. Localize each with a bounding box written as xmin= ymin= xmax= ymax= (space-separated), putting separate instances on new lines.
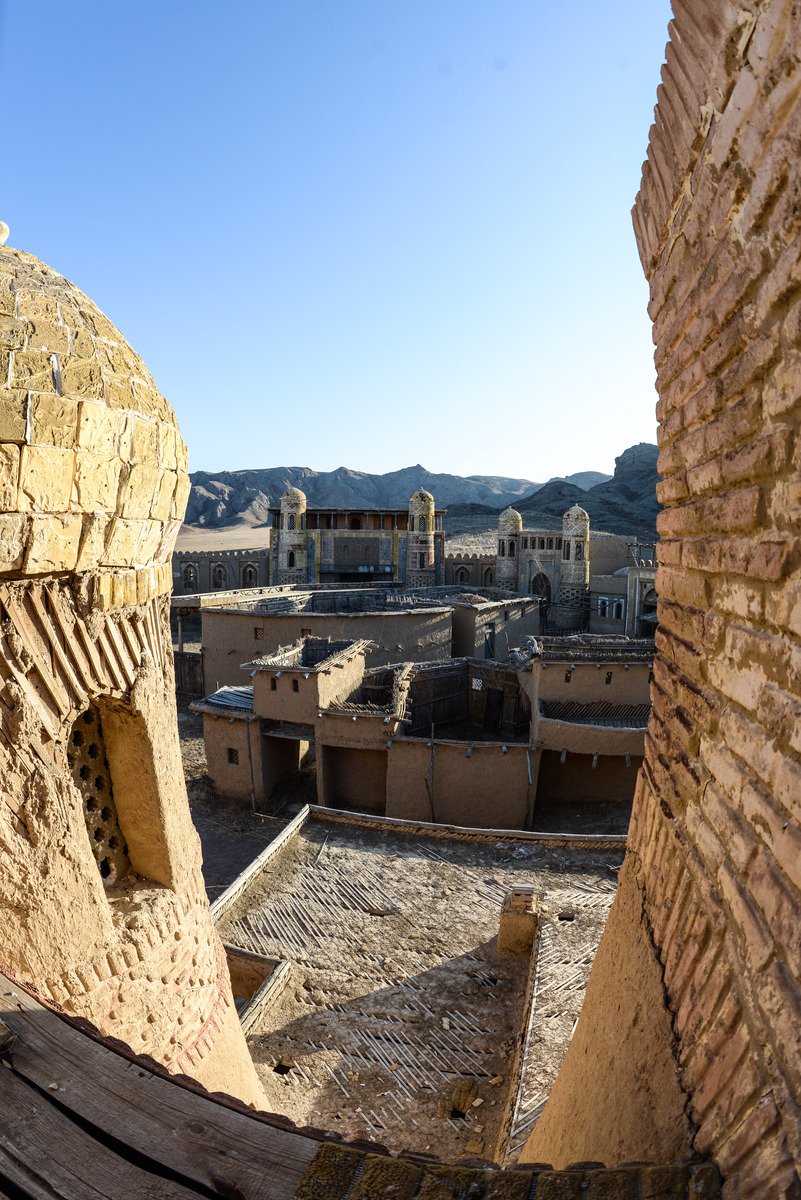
xmin=184 ymin=464 xmax=612 ymax=528
xmin=446 ymin=444 xmax=660 ymax=540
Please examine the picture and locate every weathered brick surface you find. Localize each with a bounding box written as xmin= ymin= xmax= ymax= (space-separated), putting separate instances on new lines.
xmin=630 ymin=1 xmax=801 ymax=1195
xmin=0 ymin=245 xmax=189 ymax=576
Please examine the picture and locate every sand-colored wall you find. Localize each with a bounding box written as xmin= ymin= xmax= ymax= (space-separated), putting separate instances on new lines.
xmin=321 ymin=745 xmax=388 ymax=813
xmin=252 ymin=653 xmax=365 ymax=724
xmin=536 ymin=718 xmax=645 ymax=757
xmin=536 ymin=751 xmax=643 ymax=804
xmin=525 ymin=857 xmax=694 ymax=1165
xmin=527 ymin=4 xmax=801 ymax=1192
xmin=386 ymin=739 xmax=532 ymax=828
xmin=201 ymin=607 xmax=453 ymax=689
xmin=534 ymin=661 xmax=651 ymax=706
xmin=0 ymin=244 xmax=262 ymax=1108
xmin=203 ymin=714 xmax=265 ymax=805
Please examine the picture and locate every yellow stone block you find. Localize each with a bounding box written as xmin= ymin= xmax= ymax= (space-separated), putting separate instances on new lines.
xmin=94 ymin=572 xmax=115 ymax=612
xmin=75 ymin=513 xmax=109 ymax=573
xmin=118 ymin=461 xmax=161 ymax=520
xmin=0 ymin=444 xmax=21 ymax=509
xmin=171 ymin=472 xmax=191 ymax=521
xmin=19 ymin=445 xmax=75 ymax=512
xmin=12 ymin=349 xmax=56 ymax=393
xmin=0 ymin=389 xmax=28 ymax=443
xmin=25 ymin=320 xmax=70 ymax=356
xmin=150 ymin=469 xmax=177 ymax=522
xmin=76 ymin=400 xmax=122 ymax=455
xmin=30 ymin=394 xmax=79 ymax=448
xmin=135 ymin=519 xmax=163 ymax=564
xmin=73 ymin=451 xmax=121 ymax=511
xmin=126 ymin=415 xmax=159 ymax=464
xmin=123 ymin=569 xmax=138 ymax=607
xmin=0 ymin=513 xmax=27 ymax=571
xmin=60 ymin=356 xmax=103 ymax=399
xmin=155 ymin=518 xmax=182 ymax=562
xmin=25 ymin=513 xmax=82 ymax=574
xmin=105 ymin=377 xmax=138 ymax=412
xmin=103 ymin=517 xmax=142 ymax=567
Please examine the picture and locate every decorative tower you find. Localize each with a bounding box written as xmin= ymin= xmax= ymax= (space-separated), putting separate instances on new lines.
xmin=0 ymin=241 xmax=262 ymax=1106
xmin=561 ymin=504 xmax=590 ymax=585
xmin=550 ymin=505 xmax=591 ymax=630
xmin=496 ymin=507 xmax=523 ymax=591
xmin=277 ymin=486 xmax=308 ymax=583
xmin=406 ymin=489 xmax=436 ymax=587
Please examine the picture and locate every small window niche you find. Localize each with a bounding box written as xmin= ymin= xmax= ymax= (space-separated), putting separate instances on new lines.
xmin=227 ymin=747 xmax=240 ymax=765
xmin=68 ymin=708 xmax=130 ymax=888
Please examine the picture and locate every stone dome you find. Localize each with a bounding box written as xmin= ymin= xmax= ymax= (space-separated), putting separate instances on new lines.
xmin=280 ymin=486 xmax=307 ymax=506
xmin=409 ymin=488 xmax=434 ymax=507
xmin=498 ymin=506 xmax=523 ymax=533
xmin=564 ymin=504 xmax=590 ymax=521
xmin=0 ymin=244 xmax=189 ymax=578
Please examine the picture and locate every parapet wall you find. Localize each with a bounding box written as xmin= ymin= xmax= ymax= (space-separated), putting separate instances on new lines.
xmin=526 ymin=3 xmax=801 ymax=1195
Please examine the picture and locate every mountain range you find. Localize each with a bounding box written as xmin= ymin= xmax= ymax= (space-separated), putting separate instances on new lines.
xmin=183 ymin=444 xmax=659 ymax=540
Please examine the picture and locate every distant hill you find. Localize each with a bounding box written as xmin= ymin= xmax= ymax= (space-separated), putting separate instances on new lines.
xmin=447 ymin=444 xmax=660 ymax=539
xmin=184 ymin=463 xmax=613 ymax=529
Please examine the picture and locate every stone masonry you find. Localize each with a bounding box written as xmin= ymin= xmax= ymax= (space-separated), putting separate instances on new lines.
xmin=0 ymin=244 xmax=262 ymax=1106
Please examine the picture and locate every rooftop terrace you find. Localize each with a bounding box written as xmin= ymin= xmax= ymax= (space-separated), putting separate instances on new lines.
xmin=214 ymin=809 xmax=624 ymax=1165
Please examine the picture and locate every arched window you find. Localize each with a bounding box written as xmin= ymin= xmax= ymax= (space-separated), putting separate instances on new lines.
xmin=212 ymin=564 xmax=227 ymax=590
xmin=455 ymin=567 xmax=468 ymax=584
xmin=182 ymin=563 xmax=198 ymax=590
xmin=419 ymin=516 xmax=427 ymax=533
xmin=242 ymin=563 xmax=257 ymax=587
xmin=498 ymin=540 xmax=506 ymax=557
xmin=575 ymin=543 xmax=584 ymax=561
xmin=409 ymin=517 xmax=415 ymax=532
xmin=613 ymin=600 xmax=624 ymax=620
xmin=598 ymin=597 xmax=609 ymax=617
xmin=484 ymin=567 xmax=494 ymax=586
xmin=350 ymin=516 xmax=362 ymax=530
xmin=539 ymin=538 xmax=545 ymax=550
xmin=287 ymin=551 xmax=296 ymax=569
xmin=563 ymin=542 xmax=571 ymax=560
xmin=508 ymin=540 xmax=516 ymax=558
xmin=546 ymin=538 xmax=553 ymax=550
xmin=287 ymin=513 xmax=296 ymax=531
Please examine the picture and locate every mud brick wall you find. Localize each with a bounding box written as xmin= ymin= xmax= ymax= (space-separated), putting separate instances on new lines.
xmin=630 ymin=0 xmax=801 ymax=1193
xmin=525 ymin=3 xmax=801 ymax=1193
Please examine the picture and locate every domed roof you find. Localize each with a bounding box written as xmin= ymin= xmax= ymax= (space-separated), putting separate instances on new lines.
xmin=0 ymin=244 xmax=188 ymax=577
xmin=564 ymin=504 xmax=590 ymax=520
xmin=409 ymin=488 xmax=434 ymax=505
xmin=498 ymin=506 xmax=523 ymax=532
xmin=281 ymin=485 xmax=307 ymax=505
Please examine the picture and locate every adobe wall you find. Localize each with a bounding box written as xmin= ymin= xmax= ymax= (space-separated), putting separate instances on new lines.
xmin=529 ymin=661 xmax=651 ymax=707
xmin=527 ymin=3 xmax=801 ymax=1194
xmin=535 ymin=751 xmax=644 ymax=804
xmin=386 ymin=739 xmax=532 ymax=828
xmin=536 ymin=719 xmax=645 ymax=758
xmin=201 ymin=607 xmax=453 ymax=689
xmin=202 ymin=713 xmax=266 ymax=806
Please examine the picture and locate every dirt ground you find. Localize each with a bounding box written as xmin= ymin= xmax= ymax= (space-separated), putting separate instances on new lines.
xmin=178 ymin=702 xmax=293 ymax=897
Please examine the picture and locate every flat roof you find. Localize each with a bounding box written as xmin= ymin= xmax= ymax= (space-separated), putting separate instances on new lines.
xmin=213 ymin=808 xmax=624 ymax=1164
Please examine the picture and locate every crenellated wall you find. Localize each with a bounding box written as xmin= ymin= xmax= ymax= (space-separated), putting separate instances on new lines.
xmin=525 ymin=3 xmax=801 ymax=1195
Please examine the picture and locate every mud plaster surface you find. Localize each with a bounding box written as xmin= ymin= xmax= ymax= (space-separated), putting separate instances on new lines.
xmin=215 ymin=823 xmax=623 ymax=1162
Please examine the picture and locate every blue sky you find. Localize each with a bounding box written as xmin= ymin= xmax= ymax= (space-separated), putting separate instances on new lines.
xmin=0 ymin=1 xmax=671 ymax=483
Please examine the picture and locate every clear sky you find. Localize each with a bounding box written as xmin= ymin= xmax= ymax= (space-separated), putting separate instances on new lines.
xmin=0 ymin=1 xmax=671 ymax=483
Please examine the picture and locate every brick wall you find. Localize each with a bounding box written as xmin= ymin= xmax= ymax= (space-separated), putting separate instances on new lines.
xmin=630 ymin=1 xmax=801 ymax=1194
